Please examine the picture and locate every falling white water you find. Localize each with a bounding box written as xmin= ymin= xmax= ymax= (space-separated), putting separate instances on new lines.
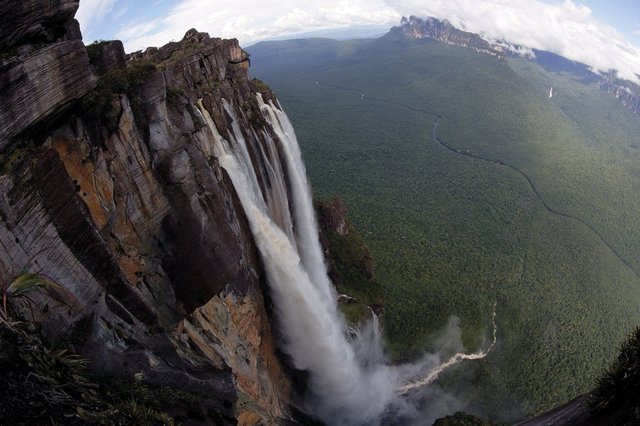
xmin=196 ymin=95 xmax=498 ymax=424
xmin=198 ymin=96 xmax=395 ymax=424
xmin=256 ymin=97 xmax=341 ymax=306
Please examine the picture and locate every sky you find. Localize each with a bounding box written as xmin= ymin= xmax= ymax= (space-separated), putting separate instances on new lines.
xmin=76 ymin=0 xmax=640 ymax=83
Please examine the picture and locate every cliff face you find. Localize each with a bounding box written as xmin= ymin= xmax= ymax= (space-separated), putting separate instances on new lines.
xmin=395 ymin=16 xmax=505 ymax=60
xmin=0 ymin=2 xmax=291 ymax=423
xmin=0 ymin=0 xmax=95 ymax=149
xmin=599 ymin=76 xmax=640 ymax=115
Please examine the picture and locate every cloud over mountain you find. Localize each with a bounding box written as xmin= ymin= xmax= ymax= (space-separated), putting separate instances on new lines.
xmin=389 ymin=0 xmax=640 ymax=82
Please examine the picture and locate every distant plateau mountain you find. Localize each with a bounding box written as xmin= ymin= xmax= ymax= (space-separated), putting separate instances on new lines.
xmin=397 ymin=16 xmax=640 ymax=115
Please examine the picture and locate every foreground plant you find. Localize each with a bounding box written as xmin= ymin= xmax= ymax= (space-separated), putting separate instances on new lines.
xmin=591 ymin=326 xmax=640 ymax=423
xmin=0 ymin=320 xmax=214 ymax=424
xmin=0 ymin=271 xmax=61 ymax=324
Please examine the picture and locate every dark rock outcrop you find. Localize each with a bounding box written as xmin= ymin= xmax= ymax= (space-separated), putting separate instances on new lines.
xmin=88 ymin=40 xmax=127 ymax=75
xmin=0 ymin=40 xmax=96 ymax=150
xmin=0 ymin=2 xmax=291 ymax=424
xmin=315 ymin=197 xmax=380 ymax=312
xmin=316 ymin=196 xmax=349 ymax=236
xmin=0 ymin=0 xmax=80 ymax=52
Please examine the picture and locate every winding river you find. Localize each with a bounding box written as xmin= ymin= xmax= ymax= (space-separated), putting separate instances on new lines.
xmin=429 ymin=118 xmax=638 ymax=280
xmin=309 ymin=78 xmax=638 ymax=281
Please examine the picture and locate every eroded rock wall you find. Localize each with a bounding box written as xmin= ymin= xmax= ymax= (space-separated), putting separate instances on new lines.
xmin=0 ymin=2 xmax=291 ymax=424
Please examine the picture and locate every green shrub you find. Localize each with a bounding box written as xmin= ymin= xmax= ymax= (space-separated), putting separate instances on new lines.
xmin=592 ymin=327 xmax=640 ymax=421
xmin=157 ymin=41 xmax=204 ymax=67
xmin=166 ymin=85 xmax=185 ymax=108
xmin=81 ymin=60 xmax=158 ymax=132
xmin=0 ymin=321 xmax=210 ymax=425
xmin=0 ymin=146 xmax=23 ymax=176
xmin=253 ymin=78 xmax=271 ymax=94
xmin=86 ymin=40 xmax=109 ymax=63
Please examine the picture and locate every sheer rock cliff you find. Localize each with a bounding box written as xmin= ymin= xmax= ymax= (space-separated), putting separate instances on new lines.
xmin=0 ymin=1 xmax=292 ymax=423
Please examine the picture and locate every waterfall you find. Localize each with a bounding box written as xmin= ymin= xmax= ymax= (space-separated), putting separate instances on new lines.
xmin=196 ymin=95 xmax=497 ymax=424
xmin=257 ymin=97 xmax=338 ymax=306
xmin=198 ymin=96 xmax=395 ymax=424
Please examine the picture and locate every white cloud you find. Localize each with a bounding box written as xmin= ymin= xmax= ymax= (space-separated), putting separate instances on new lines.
xmin=114 ymin=0 xmax=399 ymax=51
xmin=103 ymin=0 xmax=640 ymax=83
xmin=76 ymin=0 xmax=118 ymax=36
xmin=384 ymin=0 xmax=640 ymax=82
xmin=112 ymin=2 xmax=130 ymax=20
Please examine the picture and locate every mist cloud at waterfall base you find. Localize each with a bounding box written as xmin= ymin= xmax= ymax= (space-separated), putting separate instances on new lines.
xmin=381 ymin=317 xmax=473 ymax=425
xmin=294 ymin=314 xmax=481 ymax=425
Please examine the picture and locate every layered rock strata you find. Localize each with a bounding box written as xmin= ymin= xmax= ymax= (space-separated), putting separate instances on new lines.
xmin=0 ymin=1 xmax=292 ymax=423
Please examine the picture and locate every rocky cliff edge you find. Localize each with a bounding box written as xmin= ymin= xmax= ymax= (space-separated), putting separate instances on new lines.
xmin=0 ymin=1 xmax=292 ymax=424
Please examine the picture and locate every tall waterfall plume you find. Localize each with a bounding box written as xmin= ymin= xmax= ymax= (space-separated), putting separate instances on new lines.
xmin=196 ymin=95 xmax=496 ymax=424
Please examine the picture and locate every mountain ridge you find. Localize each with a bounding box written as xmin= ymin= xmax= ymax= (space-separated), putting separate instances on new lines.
xmin=395 ymin=15 xmax=640 ymax=116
